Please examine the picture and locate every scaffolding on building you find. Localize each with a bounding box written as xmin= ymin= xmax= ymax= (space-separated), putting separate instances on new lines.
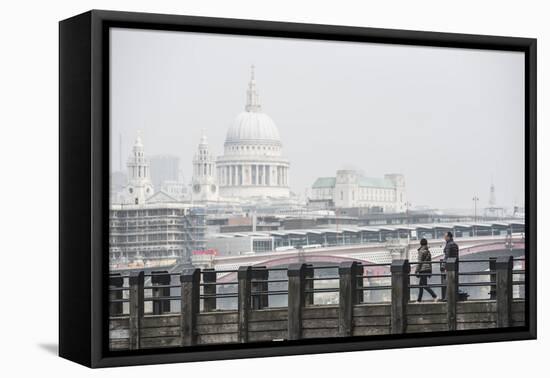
xmin=109 ymin=204 xmax=206 ymax=266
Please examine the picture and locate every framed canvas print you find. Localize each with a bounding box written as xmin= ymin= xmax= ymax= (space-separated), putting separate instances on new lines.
xmin=59 ymin=10 xmax=536 ymax=368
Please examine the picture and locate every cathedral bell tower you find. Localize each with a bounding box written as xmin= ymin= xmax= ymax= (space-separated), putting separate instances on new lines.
xmin=125 ymin=131 xmax=154 ymax=205
xmin=192 ymin=131 xmax=219 ymax=202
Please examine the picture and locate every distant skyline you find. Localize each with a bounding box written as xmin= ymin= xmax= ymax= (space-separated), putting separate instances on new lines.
xmin=110 ymin=28 xmax=525 ymax=210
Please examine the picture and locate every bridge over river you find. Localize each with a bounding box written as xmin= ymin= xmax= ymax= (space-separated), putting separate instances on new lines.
xmin=188 ymin=234 xmax=525 ymax=271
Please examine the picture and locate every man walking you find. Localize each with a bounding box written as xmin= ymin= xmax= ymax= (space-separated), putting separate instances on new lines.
xmin=440 ymin=231 xmax=459 ymax=301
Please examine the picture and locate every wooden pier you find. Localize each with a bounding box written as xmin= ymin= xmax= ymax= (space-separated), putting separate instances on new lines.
xmin=109 ymin=256 xmax=525 ymax=350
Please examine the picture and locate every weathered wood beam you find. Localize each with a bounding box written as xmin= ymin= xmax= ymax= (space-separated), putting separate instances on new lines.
xmin=339 ymin=261 xmax=359 ymax=337
xmin=238 ymin=266 xmax=252 ymax=342
xmin=288 ymin=263 xmax=306 ymax=340
xmin=496 ymin=256 xmax=513 ymax=327
xmin=180 ymin=268 xmax=200 ymax=346
xmin=446 ymin=257 xmax=458 ymax=331
xmin=391 ymin=259 xmax=409 ymax=334
xmin=128 ymin=271 xmax=144 ymax=350
xmin=489 ymin=257 xmax=497 ymax=300
xmin=356 ymin=263 xmax=364 ymax=304
xmin=304 ymin=265 xmax=314 ymax=306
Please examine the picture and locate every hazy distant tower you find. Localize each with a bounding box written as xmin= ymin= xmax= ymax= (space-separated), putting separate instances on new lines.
xmin=484 ymin=180 xmax=504 ymax=218
xmin=125 ymin=131 xmax=154 ymax=205
xmin=191 ymin=131 xmax=219 ymax=202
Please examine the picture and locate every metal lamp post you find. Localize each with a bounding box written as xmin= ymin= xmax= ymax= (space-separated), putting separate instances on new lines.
xmin=404 ymin=201 xmax=412 ymax=259
xmin=472 ymin=195 xmax=479 ymax=236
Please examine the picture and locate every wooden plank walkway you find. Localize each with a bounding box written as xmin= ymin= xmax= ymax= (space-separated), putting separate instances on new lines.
xmin=109 ymin=256 xmax=526 ymax=350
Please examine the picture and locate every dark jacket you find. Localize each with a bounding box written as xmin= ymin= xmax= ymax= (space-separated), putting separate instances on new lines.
xmin=415 ymin=245 xmax=432 ymax=274
xmin=443 ymin=239 xmax=459 ymax=260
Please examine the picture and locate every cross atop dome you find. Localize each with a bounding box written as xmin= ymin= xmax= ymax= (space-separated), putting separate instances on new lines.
xmin=132 ymin=130 xmax=144 ymax=156
xmin=134 ymin=130 xmax=143 ymax=147
xmin=245 ymin=65 xmax=261 ymax=112
xmin=199 ymin=128 xmax=208 ymax=146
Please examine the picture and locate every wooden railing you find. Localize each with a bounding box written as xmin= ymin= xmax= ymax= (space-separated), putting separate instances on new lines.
xmin=108 ymin=256 xmax=525 ymax=350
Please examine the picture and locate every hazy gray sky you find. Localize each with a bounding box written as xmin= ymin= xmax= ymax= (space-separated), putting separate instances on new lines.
xmin=110 ymin=27 xmax=525 ymax=210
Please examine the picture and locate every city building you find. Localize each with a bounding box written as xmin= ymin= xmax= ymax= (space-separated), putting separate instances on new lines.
xmin=310 ymin=170 xmax=407 ymax=212
xmin=215 ymin=66 xmax=291 ymax=200
xmin=109 ymin=200 xmax=206 ymax=265
xmin=160 ymin=180 xmax=188 ymax=201
xmin=191 ymin=132 xmax=219 ymax=202
xmin=206 ymin=233 xmax=275 ymax=256
xmin=121 ymin=132 xmax=154 ymax=205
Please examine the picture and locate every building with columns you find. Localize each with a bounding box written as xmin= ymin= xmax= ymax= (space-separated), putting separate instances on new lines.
xmin=214 ymin=66 xmax=290 ymax=200
xmin=191 ymin=131 xmax=219 ymax=202
xmin=121 ymin=132 xmax=154 ymax=205
xmin=311 ymin=170 xmax=407 ymax=213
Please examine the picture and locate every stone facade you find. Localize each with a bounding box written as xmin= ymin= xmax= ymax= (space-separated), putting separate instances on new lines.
xmin=311 ymin=170 xmax=406 ymax=212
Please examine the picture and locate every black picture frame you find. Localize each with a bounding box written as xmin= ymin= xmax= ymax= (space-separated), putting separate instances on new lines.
xmin=59 ymin=9 xmax=537 ymax=368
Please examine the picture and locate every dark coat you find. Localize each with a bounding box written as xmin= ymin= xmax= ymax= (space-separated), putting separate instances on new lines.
xmin=443 ymin=239 xmax=459 ymax=260
xmin=415 ymin=245 xmax=432 ymax=275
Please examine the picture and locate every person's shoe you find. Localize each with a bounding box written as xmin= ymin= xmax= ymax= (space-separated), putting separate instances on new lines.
xmin=432 ymin=296 xmax=438 ymax=302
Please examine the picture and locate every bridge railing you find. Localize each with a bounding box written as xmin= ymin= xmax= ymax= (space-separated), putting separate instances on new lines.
xmin=197 ymin=266 xmax=293 ymax=312
xmin=200 ymin=268 xmax=239 ymax=311
xmin=108 ymin=273 xmax=129 ymax=316
xmin=404 ymin=257 xmax=526 ymax=302
xmin=109 ymin=256 xmax=525 ymax=348
xmin=109 ymin=271 xmax=187 ymax=317
xmin=108 ymin=258 xmax=525 ymax=316
xmin=354 ymin=262 xmax=393 ymax=304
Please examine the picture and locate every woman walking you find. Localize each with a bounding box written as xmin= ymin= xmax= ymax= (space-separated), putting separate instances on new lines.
xmin=416 ymin=238 xmax=438 ymax=302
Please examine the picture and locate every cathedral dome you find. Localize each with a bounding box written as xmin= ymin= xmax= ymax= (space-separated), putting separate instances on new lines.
xmin=224 ymin=65 xmax=282 ymax=148
xmin=226 ymin=111 xmax=281 ymax=145
xmin=216 ymin=66 xmax=290 ymax=200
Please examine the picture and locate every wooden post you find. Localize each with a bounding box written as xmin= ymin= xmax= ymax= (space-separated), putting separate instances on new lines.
xmin=202 ymin=268 xmax=217 ymax=312
xmin=287 ymin=263 xmax=306 ymax=340
xmin=128 ymin=271 xmax=144 ymax=350
xmin=251 ymin=266 xmax=268 ymax=310
xmin=260 ymin=268 xmax=269 ymax=309
xmin=390 ymin=259 xmax=409 ymax=334
xmin=238 ymin=266 xmax=252 ymax=343
xmin=180 ymin=268 xmax=200 ymax=346
xmin=446 ymin=257 xmax=458 ymax=331
xmin=151 ymin=270 xmax=170 ymax=315
xmin=355 ymin=263 xmax=364 ymax=304
xmin=440 ymin=258 xmax=447 ymax=300
xmin=339 ymin=261 xmax=358 ymax=337
xmin=304 ymin=265 xmax=314 ymax=306
xmin=488 ymin=257 xmax=497 ymax=300
xmin=496 ymin=256 xmax=513 ymax=327
xmin=109 ymin=273 xmax=124 ymax=317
